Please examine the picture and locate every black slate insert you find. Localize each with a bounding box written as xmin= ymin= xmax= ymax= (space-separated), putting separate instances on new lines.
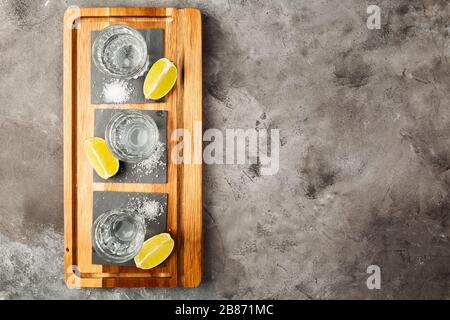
xmin=93 ymin=109 xmax=167 ymax=184
xmin=92 ymin=191 xmax=167 ymax=266
xmin=91 ymin=28 xmax=164 ymax=104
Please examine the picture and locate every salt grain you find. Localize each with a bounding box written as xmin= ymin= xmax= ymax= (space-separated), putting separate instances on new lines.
xmin=132 ymin=141 xmax=165 ymax=176
xmin=127 ymin=197 xmax=163 ymax=222
xmin=102 ymin=79 xmax=133 ymax=103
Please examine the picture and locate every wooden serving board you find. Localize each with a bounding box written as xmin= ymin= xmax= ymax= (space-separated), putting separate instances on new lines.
xmin=63 ymin=7 xmax=202 ymax=288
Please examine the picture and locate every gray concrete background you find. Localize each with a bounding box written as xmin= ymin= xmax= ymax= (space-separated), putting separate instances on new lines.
xmin=0 ymin=0 xmax=449 ymax=299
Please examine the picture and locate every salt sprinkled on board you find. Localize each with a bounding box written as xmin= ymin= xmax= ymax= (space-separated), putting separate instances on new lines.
xmin=102 ymin=79 xmax=133 ymax=103
xmin=127 ymin=197 xmax=163 ymax=222
xmin=132 ymin=141 xmax=165 ymax=176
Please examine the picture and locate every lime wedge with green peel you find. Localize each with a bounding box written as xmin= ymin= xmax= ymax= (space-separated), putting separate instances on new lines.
xmin=84 ymin=137 xmax=119 ymax=179
xmin=143 ymin=58 xmax=177 ymax=100
xmin=134 ymin=233 xmax=175 ymax=269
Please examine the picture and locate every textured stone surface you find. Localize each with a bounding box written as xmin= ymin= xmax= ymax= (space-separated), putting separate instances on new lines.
xmin=0 ymin=0 xmax=449 ymax=299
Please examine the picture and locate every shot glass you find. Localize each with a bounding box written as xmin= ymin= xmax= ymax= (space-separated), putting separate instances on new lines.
xmin=105 ymin=110 xmax=159 ymax=163
xmin=92 ymin=209 xmax=146 ymax=264
xmin=92 ymin=24 xmax=149 ymax=79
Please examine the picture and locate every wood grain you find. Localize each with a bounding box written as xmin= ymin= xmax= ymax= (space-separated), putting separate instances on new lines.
xmin=63 ymin=7 xmax=202 ymax=288
xmin=176 ymin=8 xmax=203 ymax=288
